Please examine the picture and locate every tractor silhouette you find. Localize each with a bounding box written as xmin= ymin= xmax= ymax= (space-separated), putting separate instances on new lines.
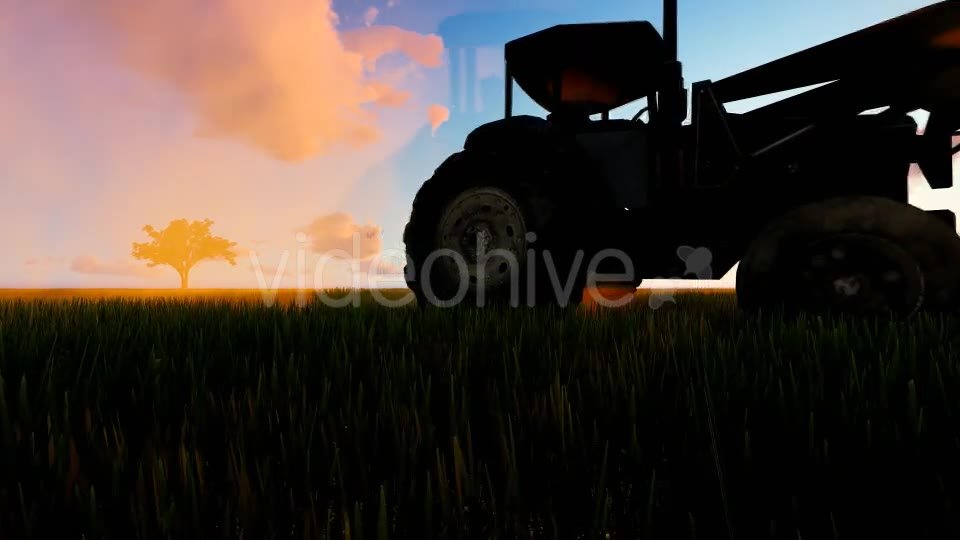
xmin=403 ymin=0 xmax=960 ymax=316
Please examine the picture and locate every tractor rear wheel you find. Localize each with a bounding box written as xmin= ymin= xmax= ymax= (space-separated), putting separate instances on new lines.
xmin=403 ymin=151 xmax=588 ymax=307
xmin=736 ymin=196 xmax=960 ymax=317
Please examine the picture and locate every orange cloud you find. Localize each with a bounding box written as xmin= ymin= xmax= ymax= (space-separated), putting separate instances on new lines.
xmin=367 ymin=81 xmax=412 ymax=107
xmin=301 ymin=212 xmax=382 ymax=260
xmin=49 ymin=0 xmax=443 ymax=162
xmin=341 ymin=26 xmax=444 ymax=72
xmin=427 ymin=104 xmax=450 ymax=135
xmin=70 ymin=255 xmax=164 ymax=278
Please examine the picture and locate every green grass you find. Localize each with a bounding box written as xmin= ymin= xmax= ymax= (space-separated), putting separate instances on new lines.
xmin=0 ymin=290 xmax=959 ymax=539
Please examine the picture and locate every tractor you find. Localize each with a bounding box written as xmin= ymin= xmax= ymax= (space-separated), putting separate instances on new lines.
xmin=402 ymin=0 xmax=960 ymax=316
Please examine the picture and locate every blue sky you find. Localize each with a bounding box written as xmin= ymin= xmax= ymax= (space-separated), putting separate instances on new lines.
xmin=0 ymin=0 xmax=949 ymax=289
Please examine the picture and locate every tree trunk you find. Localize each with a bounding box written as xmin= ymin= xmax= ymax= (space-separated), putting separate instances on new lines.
xmin=179 ymin=270 xmax=189 ymax=289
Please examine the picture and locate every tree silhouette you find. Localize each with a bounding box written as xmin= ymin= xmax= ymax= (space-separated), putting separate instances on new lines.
xmin=132 ymin=218 xmax=238 ymax=289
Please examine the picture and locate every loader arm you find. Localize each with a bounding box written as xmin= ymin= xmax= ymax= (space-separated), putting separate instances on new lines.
xmin=707 ymin=1 xmax=960 ymax=190
xmin=711 ymin=1 xmax=960 ymax=105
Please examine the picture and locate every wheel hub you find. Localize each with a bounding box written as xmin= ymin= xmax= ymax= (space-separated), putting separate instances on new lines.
xmin=462 ymin=222 xmax=496 ymax=259
xmin=789 ymin=233 xmax=924 ymax=315
xmin=435 ymin=187 xmax=529 ymax=291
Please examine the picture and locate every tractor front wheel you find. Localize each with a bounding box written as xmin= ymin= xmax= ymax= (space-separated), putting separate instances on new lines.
xmin=403 ymin=151 xmax=588 ymax=308
xmin=736 ymin=196 xmax=960 ymax=317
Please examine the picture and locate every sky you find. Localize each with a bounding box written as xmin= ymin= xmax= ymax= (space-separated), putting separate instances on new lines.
xmin=0 ymin=0 xmax=953 ymax=291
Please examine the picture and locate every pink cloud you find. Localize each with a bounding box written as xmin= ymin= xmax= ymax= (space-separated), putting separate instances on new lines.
xmin=427 ymin=104 xmax=449 ymax=135
xmin=340 ymin=25 xmax=444 ymax=72
xmin=367 ymin=81 xmax=413 ymax=107
xmin=46 ymin=0 xmax=444 ymax=162
xmin=301 ymin=212 xmax=382 ymax=260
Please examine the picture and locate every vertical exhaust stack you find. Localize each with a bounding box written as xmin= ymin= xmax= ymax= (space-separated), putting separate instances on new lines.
xmin=659 ymin=0 xmax=686 ymax=189
xmin=663 ymin=0 xmax=678 ymax=63
xmin=659 ymin=0 xmax=685 ymax=124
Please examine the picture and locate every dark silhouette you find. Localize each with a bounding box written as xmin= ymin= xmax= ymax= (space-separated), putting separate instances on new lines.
xmin=132 ymin=218 xmax=238 ymax=289
xmin=402 ymin=0 xmax=960 ymax=316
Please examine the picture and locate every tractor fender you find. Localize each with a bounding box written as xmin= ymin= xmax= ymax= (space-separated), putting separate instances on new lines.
xmin=461 ymin=116 xmax=601 ymax=198
xmin=460 ymin=116 xmax=621 ymax=223
xmin=463 ymin=115 xmax=556 ymax=155
xmin=408 ymin=123 xmax=633 ymax=289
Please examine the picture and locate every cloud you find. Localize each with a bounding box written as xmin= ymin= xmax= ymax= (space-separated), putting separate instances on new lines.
xmin=243 ymin=232 xmax=403 ymax=280
xmin=363 ymin=256 xmax=405 ymax=275
xmin=50 ymin=0 xmax=443 ymax=162
xmin=427 ymin=104 xmax=450 ymax=135
xmin=70 ymin=255 xmax=164 ymax=278
xmin=364 ymin=7 xmax=380 ymax=27
xmin=301 ymin=212 xmax=382 ymax=259
xmin=367 ymin=81 xmax=412 ymax=107
xmin=340 ymin=25 xmax=444 ymax=72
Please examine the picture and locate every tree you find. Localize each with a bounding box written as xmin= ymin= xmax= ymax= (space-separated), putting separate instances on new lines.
xmin=132 ymin=218 xmax=238 ymax=289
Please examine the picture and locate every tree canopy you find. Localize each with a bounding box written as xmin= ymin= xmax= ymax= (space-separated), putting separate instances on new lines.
xmin=132 ymin=218 xmax=237 ymax=288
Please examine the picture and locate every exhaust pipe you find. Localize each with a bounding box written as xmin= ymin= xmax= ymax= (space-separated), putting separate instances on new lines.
xmin=658 ymin=0 xmax=686 ymax=189
xmin=660 ymin=0 xmax=685 ymax=125
xmin=664 ymin=0 xmax=678 ymax=62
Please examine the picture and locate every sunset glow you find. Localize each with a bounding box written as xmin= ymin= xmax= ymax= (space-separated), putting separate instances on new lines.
xmin=1 ymin=0 xmax=953 ymax=291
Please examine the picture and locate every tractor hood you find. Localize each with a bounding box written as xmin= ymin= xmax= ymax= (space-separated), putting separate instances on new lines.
xmin=504 ymin=21 xmax=667 ymax=115
xmin=711 ymin=1 xmax=960 ymax=105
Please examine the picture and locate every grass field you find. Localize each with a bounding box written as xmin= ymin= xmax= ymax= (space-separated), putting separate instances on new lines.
xmin=0 ymin=288 xmax=958 ymax=539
